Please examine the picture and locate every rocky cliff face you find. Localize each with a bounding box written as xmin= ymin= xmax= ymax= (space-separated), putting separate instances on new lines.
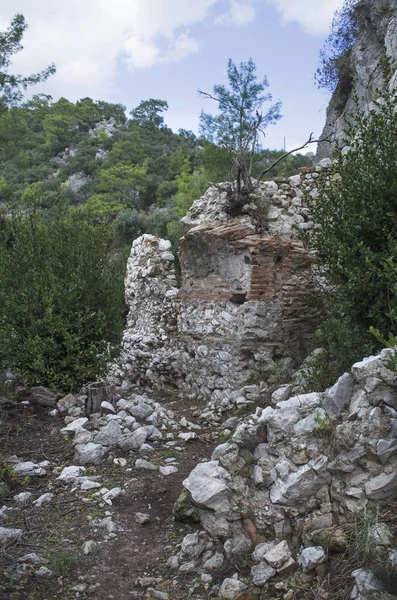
xmin=317 ymin=0 xmax=397 ymax=160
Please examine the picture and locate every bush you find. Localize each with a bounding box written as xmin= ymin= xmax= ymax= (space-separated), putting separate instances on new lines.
xmin=113 ymin=206 xmax=179 ymax=247
xmin=303 ymin=57 xmax=397 ymax=380
xmin=0 ymin=208 xmax=127 ymax=391
xmin=315 ymin=0 xmax=359 ymax=96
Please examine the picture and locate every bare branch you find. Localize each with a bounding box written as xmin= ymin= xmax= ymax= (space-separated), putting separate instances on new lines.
xmin=256 ymin=133 xmax=334 ymax=182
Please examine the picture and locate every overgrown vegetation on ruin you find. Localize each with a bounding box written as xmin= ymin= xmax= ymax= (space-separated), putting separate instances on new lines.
xmin=303 ymin=56 xmax=397 ymax=387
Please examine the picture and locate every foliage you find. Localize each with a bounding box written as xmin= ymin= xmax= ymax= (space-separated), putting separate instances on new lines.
xmin=199 ymin=58 xmax=282 ymax=211
xmin=0 ymin=14 xmax=55 ymax=112
xmin=302 ymin=58 xmax=397 ymax=381
xmin=315 ymin=0 xmax=359 ymax=96
xmin=0 ymin=462 xmax=16 ymax=495
xmin=313 ymin=410 xmax=335 ymax=436
xmin=370 ymin=327 xmax=397 ymax=373
xmin=48 ymin=552 xmax=81 ymax=575
xmin=0 ymin=207 xmax=127 ymax=391
xmin=130 ymin=98 xmax=169 ymax=127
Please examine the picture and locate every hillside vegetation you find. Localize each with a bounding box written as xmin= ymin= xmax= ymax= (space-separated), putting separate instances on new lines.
xmin=0 ymin=94 xmax=313 ymax=248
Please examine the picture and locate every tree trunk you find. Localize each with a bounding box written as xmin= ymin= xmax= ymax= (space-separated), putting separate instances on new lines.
xmin=85 ymin=381 xmax=117 ymax=416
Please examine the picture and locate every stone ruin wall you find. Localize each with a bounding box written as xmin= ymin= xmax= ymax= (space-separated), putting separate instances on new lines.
xmin=110 ymin=162 xmax=332 ymax=400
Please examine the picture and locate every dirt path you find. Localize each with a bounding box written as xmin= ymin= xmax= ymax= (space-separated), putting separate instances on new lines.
xmin=0 ymin=396 xmax=217 ymax=600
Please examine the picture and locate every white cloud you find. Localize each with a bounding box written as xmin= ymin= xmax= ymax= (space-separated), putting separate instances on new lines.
xmin=266 ymin=0 xmax=342 ymax=35
xmin=215 ymin=1 xmax=256 ymax=26
xmin=0 ymin=0 xmax=218 ymax=97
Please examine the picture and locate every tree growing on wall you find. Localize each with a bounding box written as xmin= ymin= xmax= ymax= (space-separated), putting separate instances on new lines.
xmin=199 ymin=58 xmax=282 ymax=213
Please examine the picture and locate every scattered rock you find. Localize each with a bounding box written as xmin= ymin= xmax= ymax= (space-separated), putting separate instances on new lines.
xmin=33 ymin=493 xmax=54 ymax=507
xmin=218 ymin=578 xmax=248 ymax=599
xmin=0 ymin=527 xmax=23 ymax=542
xmin=134 ymin=513 xmax=150 ymax=525
xmin=82 ymin=540 xmax=98 ymax=555
xmin=251 ymin=562 xmax=276 ymax=586
xmin=298 ymin=546 xmax=326 ymax=571
xmin=74 ymin=442 xmax=108 ymax=465
xmin=13 ymin=461 xmax=46 ymax=477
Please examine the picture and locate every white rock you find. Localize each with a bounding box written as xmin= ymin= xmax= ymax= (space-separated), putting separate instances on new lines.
xmin=178 ymin=432 xmax=197 ymax=442
xmin=60 ymin=417 xmax=88 ymax=434
xmin=13 ymin=461 xmax=46 ymax=477
xmin=73 ymin=429 xmax=94 ymax=446
xmin=94 ymin=421 xmax=123 ymax=446
xmin=74 ymin=442 xmax=108 ymax=465
xmin=34 ymin=567 xmax=53 ymax=577
xmin=102 ymin=487 xmax=122 ymax=504
xmin=159 ymin=465 xmax=178 ymax=475
xmin=322 ymin=373 xmax=354 ymax=415
xmin=276 ymin=392 xmax=321 ymax=411
xmin=81 ymin=480 xmax=101 ymax=490
xmin=293 ymin=408 xmax=328 ymax=436
xmin=183 ymin=461 xmax=231 ymax=512
xmin=0 ymin=527 xmax=23 ymax=541
xmin=120 ymin=427 xmax=148 ymax=450
xmin=252 ymin=541 xmax=277 ymax=563
xmin=298 ymin=546 xmax=326 ymax=571
xmin=203 ymin=552 xmax=224 ymax=572
xmin=135 ymin=459 xmax=158 ymax=470
xmin=270 ymin=456 xmax=331 ymax=505
xmin=100 ymin=401 xmax=115 ymax=414
xmin=134 ymin=512 xmax=150 ymax=525
xmin=351 ymin=568 xmax=381 ymax=598
xmin=364 ymin=471 xmax=397 ymax=500
xmin=218 ymin=577 xmax=247 ymax=600
xmin=57 ymin=465 xmax=86 ymax=482
xmin=251 ymin=562 xmax=276 ymax=586
xmin=263 ymin=540 xmax=292 ymax=569
xmin=14 ymin=492 xmax=32 ymax=504
xmin=33 ymin=493 xmax=54 ymax=507
xmin=82 ymin=540 xmax=97 ymax=555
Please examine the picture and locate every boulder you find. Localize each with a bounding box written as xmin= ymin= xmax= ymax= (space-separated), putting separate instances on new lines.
xmin=74 ymin=443 xmax=107 ymax=465
xmin=13 ymin=462 xmax=46 ymax=477
xmin=251 ymin=562 xmax=276 ymax=586
xmin=270 ymin=456 xmax=331 ymax=505
xmin=183 ymin=461 xmax=231 ymax=512
xmin=119 ymin=427 xmax=148 ymax=450
xmin=93 ymin=421 xmax=123 ymax=446
xmin=218 ymin=578 xmax=248 ymax=600
xmin=322 ymin=373 xmax=354 ymax=415
xmin=298 ymin=546 xmax=326 ymax=571
xmin=364 ymin=471 xmax=397 ymax=500
xmin=263 ymin=540 xmax=292 ymax=569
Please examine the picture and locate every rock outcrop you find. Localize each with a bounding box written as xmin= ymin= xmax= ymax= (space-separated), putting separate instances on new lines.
xmin=173 ymin=348 xmax=397 ymax=597
xmin=110 ymin=168 xmax=329 ymax=400
xmin=317 ymin=0 xmax=397 ymax=160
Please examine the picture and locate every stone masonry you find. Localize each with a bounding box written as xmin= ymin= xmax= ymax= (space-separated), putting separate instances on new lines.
xmin=110 ymin=165 xmax=331 ymax=400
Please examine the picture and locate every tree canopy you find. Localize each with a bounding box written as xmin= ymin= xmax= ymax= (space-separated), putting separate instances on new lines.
xmin=199 ymin=58 xmax=282 ymax=211
xmin=0 ymin=13 xmax=55 ymax=112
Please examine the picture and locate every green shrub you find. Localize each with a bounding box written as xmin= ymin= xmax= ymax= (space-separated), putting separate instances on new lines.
xmin=315 ymin=0 xmax=359 ymax=95
xmin=0 ymin=208 xmax=127 ymax=391
xmin=302 ymin=57 xmax=397 ymax=380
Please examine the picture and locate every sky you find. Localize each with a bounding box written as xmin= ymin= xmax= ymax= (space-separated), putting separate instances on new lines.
xmin=0 ymin=0 xmax=343 ymax=151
